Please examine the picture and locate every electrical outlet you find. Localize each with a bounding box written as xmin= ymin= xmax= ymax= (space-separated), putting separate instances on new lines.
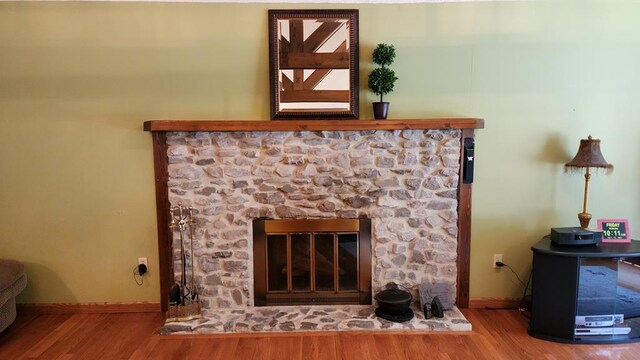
xmin=138 ymin=257 xmax=148 ymax=267
xmin=493 ymin=254 xmax=503 ymax=268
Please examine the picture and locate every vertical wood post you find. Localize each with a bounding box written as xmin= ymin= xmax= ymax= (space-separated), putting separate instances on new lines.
xmin=151 ymin=132 xmax=172 ymax=312
xmin=456 ymin=129 xmax=475 ymax=308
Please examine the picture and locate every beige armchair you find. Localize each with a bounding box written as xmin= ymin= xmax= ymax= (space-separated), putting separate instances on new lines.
xmin=0 ymin=260 xmax=27 ymax=333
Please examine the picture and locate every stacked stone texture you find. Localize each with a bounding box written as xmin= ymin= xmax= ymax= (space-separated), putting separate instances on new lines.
xmin=162 ymin=305 xmax=472 ymax=334
xmin=166 ymin=129 xmax=461 ymax=312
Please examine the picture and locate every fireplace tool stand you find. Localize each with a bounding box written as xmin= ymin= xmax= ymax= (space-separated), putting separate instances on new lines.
xmin=166 ymin=202 xmax=201 ymax=322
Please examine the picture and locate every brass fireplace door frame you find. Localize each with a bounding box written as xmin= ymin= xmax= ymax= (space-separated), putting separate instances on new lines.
xmin=253 ymin=218 xmax=372 ymax=306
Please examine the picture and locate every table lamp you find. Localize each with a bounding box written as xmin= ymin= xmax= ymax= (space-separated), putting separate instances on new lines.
xmin=565 ymin=135 xmax=612 ymax=228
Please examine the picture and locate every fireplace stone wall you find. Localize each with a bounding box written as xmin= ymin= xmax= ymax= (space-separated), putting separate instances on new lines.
xmin=166 ymin=129 xmax=461 ymax=312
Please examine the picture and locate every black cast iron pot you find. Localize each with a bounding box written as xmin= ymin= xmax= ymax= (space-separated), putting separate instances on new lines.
xmin=375 ymin=285 xmax=412 ymax=315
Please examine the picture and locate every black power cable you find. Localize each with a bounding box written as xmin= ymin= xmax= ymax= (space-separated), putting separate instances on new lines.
xmin=519 ymin=270 xmax=533 ymax=316
xmin=496 ymin=261 xmax=527 ymax=288
xmin=485 ymin=261 xmax=531 ymax=314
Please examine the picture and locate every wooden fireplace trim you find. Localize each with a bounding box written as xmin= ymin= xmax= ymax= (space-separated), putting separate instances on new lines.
xmin=144 ymin=118 xmax=483 ymax=132
xmin=144 ymin=118 xmax=484 ymax=311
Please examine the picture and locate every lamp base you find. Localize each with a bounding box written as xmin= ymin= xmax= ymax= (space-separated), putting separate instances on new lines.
xmin=578 ymin=212 xmax=592 ymax=229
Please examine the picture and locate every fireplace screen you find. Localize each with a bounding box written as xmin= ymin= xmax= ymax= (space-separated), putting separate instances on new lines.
xmin=253 ymin=219 xmax=371 ymax=306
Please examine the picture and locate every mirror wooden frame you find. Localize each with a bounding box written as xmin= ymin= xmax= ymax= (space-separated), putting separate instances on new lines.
xmin=268 ymin=9 xmax=359 ymax=120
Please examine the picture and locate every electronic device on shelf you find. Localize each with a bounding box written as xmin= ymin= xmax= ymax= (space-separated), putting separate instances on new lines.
xmin=575 ymin=327 xmax=631 ymax=336
xmin=550 ymin=227 xmax=602 ymax=246
xmin=575 ymin=314 xmax=624 ymax=327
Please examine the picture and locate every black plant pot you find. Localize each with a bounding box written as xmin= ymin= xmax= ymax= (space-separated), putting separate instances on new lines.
xmin=373 ymin=102 xmax=389 ymax=120
xmin=375 ymin=286 xmax=412 ymax=315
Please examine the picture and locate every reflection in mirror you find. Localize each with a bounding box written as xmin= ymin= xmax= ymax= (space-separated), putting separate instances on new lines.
xmin=269 ymin=10 xmax=359 ymax=119
xmin=278 ymin=18 xmax=350 ymax=111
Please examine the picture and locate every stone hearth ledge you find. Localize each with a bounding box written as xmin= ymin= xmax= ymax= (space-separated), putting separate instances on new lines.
xmin=161 ymin=305 xmax=471 ymax=334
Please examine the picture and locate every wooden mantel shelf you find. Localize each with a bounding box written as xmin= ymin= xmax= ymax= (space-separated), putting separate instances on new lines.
xmin=143 ymin=118 xmax=484 ymax=132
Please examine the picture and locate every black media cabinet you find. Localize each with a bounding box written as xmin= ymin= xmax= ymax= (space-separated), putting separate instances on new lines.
xmin=529 ymin=237 xmax=640 ymax=343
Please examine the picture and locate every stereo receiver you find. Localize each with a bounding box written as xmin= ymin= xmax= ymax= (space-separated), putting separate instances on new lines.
xmin=550 ymin=227 xmax=602 ymax=246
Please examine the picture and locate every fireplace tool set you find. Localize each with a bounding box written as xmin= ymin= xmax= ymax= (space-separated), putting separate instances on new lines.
xmin=166 ymin=202 xmax=201 ymax=322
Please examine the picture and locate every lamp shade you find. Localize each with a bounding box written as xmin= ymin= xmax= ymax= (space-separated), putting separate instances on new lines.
xmin=565 ymin=135 xmax=612 ymax=169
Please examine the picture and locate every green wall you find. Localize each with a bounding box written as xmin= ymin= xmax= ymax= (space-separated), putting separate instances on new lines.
xmin=1 ymin=1 xmax=639 ymax=304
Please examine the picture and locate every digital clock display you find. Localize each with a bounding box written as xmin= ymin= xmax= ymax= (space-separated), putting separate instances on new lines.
xmin=597 ymin=219 xmax=630 ymax=243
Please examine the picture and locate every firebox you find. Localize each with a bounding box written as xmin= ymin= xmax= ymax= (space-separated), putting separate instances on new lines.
xmin=253 ymin=219 xmax=372 ymax=306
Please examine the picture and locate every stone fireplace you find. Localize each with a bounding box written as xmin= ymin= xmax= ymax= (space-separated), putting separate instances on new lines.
xmin=145 ymin=119 xmax=483 ymax=333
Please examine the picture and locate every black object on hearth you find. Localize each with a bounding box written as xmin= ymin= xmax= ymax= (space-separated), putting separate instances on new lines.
xmin=375 ymin=283 xmax=413 ymax=322
xmin=431 ymin=296 xmax=444 ymax=318
xmin=169 ymin=283 xmax=182 ymax=306
xmin=375 ymin=307 xmax=414 ymax=322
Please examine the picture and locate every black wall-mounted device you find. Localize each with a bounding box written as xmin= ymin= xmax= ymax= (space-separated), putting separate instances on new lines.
xmin=463 ymin=137 xmax=475 ymax=184
xmin=137 ymin=264 xmax=148 ymax=275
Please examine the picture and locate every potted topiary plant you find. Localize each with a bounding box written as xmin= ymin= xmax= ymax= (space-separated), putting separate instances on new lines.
xmin=368 ymin=43 xmax=398 ymax=119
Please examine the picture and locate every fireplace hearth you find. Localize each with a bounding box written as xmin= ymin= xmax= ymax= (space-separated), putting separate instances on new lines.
xmin=161 ymin=304 xmax=472 ymax=334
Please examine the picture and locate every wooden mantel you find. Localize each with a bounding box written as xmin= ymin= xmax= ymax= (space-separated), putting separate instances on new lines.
xmin=143 ymin=118 xmax=484 ymax=132
xmin=145 ymin=118 xmax=483 ymax=311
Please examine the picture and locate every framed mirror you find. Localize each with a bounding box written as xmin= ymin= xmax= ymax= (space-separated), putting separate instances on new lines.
xmin=268 ymin=9 xmax=359 ymax=120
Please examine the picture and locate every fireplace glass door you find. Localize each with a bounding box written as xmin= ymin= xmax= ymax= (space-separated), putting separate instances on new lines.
xmin=254 ymin=219 xmax=371 ymax=306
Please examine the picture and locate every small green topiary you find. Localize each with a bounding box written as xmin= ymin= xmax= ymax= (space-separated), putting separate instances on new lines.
xmin=368 ymin=44 xmax=398 ymax=103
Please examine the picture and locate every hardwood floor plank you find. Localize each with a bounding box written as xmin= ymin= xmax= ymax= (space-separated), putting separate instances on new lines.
xmin=33 ymin=314 xmax=103 ymax=359
xmin=128 ymin=335 xmax=161 ymax=360
xmin=337 ymin=334 xmax=377 ymax=360
xmin=229 ymin=337 xmax=269 ymax=359
xmin=143 ymin=338 xmax=191 ymax=360
xmin=114 ymin=313 xmax=166 ymax=359
xmin=208 ymin=337 xmax=240 ymax=360
xmin=70 ymin=314 xmax=139 ymax=359
xmin=394 ymin=334 xmax=428 ymax=360
xmin=185 ymin=337 xmax=230 ymax=360
xmin=371 ymin=334 xmax=400 ymax=360
xmin=0 ymin=314 xmax=72 ymax=359
xmin=301 ymin=333 xmax=336 ymax=360
xmin=267 ymin=336 xmax=300 ymax=360
xmin=2 ymin=309 xmax=640 ymax=360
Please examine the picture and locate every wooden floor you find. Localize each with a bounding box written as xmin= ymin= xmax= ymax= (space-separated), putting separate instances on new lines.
xmin=1 ymin=309 xmax=640 ymax=359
